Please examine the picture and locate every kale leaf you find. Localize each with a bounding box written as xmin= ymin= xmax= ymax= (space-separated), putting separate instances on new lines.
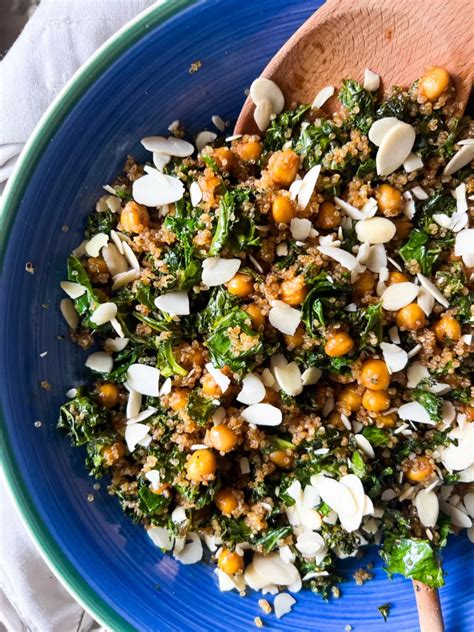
xmin=399 ymin=229 xmax=443 ymax=276
xmin=163 ymin=199 xmax=202 ymax=290
xmin=416 ymin=190 xmax=456 ymax=233
xmin=362 ymin=426 xmax=390 ymax=447
xmin=206 ymin=309 xmax=262 ymax=374
xmin=156 ymin=338 xmax=188 ymax=377
xmin=381 ymin=536 xmax=444 ymax=587
xmin=209 ymin=189 xmax=259 ymax=255
xmin=58 ymin=392 xmax=107 ymax=446
xmin=264 ymin=104 xmax=311 ymax=151
xmin=67 ymin=256 xmax=101 ymax=321
xmin=339 ymin=79 xmax=375 ymax=133
xmin=255 ymin=526 xmax=293 ymax=552
xmin=412 ymin=380 xmax=443 ymax=423
xmin=138 ymin=485 xmax=171 ymax=517
xmin=85 ymin=209 xmax=118 ymax=238
xmin=186 ymin=390 xmax=217 ymax=425
xmin=302 ymin=272 xmax=350 ymax=333
xmin=294 ymin=119 xmax=344 ymax=170
xmin=351 ymin=450 xmax=367 ymax=478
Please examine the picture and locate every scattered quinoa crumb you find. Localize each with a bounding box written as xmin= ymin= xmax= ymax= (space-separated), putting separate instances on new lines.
xmin=258 ymin=599 xmax=272 ymax=614
xmin=25 ymin=261 xmax=35 ymax=274
xmin=40 ymin=380 xmax=52 ymax=391
xmin=189 ymin=60 xmax=202 ymax=74
xmin=254 ymin=616 xmax=264 ymax=628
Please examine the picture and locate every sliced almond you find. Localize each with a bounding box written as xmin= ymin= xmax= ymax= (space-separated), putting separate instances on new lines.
xmin=355 ymin=434 xmax=375 ymax=458
xmin=250 ymin=77 xmax=285 ymax=114
xmin=398 ymin=401 xmax=434 ymax=425
xmin=363 ymin=69 xmax=380 ymax=92
xmin=111 ymin=269 xmax=140 ymax=290
xmin=85 ymin=233 xmax=109 ymax=257
xmin=237 ymin=373 xmax=266 ymax=405
xmin=154 ymin=291 xmax=190 ymax=316
xmin=148 ymin=526 xmax=172 ymax=550
xmin=334 ymin=196 xmax=363 ymax=220
xmin=254 ymin=97 xmax=273 ymax=132
xmin=241 ymin=403 xmax=282 ymax=426
xmin=301 ymin=367 xmax=322 ymax=385
xmin=273 ymin=362 xmax=303 ymax=396
xmin=381 ymin=281 xmax=419 ymax=310
xmin=125 ymin=423 xmax=150 ymax=452
xmin=297 ymin=165 xmax=321 ymax=209
xmin=417 ymin=273 xmax=449 ymax=308
xmin=153 ymin=152 xmax=171 ymax=171
xmin=126 ymin=364 xmax=160 ymax=397
xmin=274 ymin=593 xmax=296 ymax=619
xmin=443 ymin=143 xmax=474 ymax=176
xmin=312 ymin=85 xmax=334 ymax=109
xmin=60 ymin=299 xmax=79 ymax=329
xmin=368 ymin=117 xmax=399 ymax=146
xmin=290 ymin=218 xmax=312 ymax=241
xmin=201 ymin=257 xmax=240 ymax=286
xmin=376 ymin=121 xmax=416 ymax=176
xmin=190 ymin=181 xmax=202 ymax=207
xmin=196 ymin=131 xmax=217 ymax=152
xmin=141 ymin=136 xmax=194 ymax=157
xmin=60 ymin=281 xmax=86 ymax=299
xmin=318 ymin=245 xmax=358 ymax=270
xmin=132 ymin=171 xmax=185 ymax=206
xmin=85 ymin=352 xmax=113 ymax=373
xmin=403 ymin=152 xmax=423 ymax=172
xmin=355 ymin=217 xmax=396 ymax=244
xmin=268 ymin=301 xmax=301 ymax=335
xmin=380 ymin=342 xmax=408 ymax=373
xmin=102 ymin=243 xmax=128 ymax=276
xmin=205 ymin=363 xmax=230 ymax=394
xmin=126 ymin=389 xmax=142 ymax=420
xmin=90 ymin=302 xmax=117 ymax=326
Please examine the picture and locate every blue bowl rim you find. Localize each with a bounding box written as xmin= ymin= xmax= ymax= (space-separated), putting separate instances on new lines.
xmin=0 ymin=2 xmax=198 ymax=630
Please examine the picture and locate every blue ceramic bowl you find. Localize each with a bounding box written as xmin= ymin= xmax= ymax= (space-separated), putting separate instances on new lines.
xmin=1 ymin=1 xmax=472 ymax=630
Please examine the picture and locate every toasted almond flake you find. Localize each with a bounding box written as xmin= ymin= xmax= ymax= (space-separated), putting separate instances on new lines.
xmin=334 ymin=196 xmax=363 ymax=220
xmin=355 ymin=435 xmax=375 ymax=458
xmin=225 ymin=134 xmax=242 ymax=142
xmin=85 ymin=233 xmax=109 ymax=257
xmin=148 ymin=526 xmax=172 ymax=550
xmin=441 ymin=400 xmax=455 ymax=424
xmin=237 ymin=373 xmax=266 ymax=405
xmin=376 ymin=121 xmax=415 ymax=176
xmin=110 ymin=230 xmax=127 ymax=254
xmin=403 ymin=152 xmax=423 ymax=172
xmin=464 ymin=493 xmax=474 ymax=518
xmin=368 ymin=117 xmax=399 ymax=146
xmin=133 ymin=170 xmax=185 ymax=206
xmin=462 ymin=334 xmax=473 ymax=345
xmin=443 ymin=143 xmax=474 ymax=176
xmin=411 ymin=186 xmax=429 ymax=200
xmin=381 ymin=281 xmax=419 ymax=310
xmin=441 ymin=424 xmax=474 ymax=471
xmin=250 ymin=77 xmax=285 ymax=114
xmin=121 ymin=242 xmax=140 ymax=272
xmin=398 ymin=401 xmax=434 ymax=425
xmin=60 ymin=281 xmax=87 ymax=300
xmin=290 ymin=218 xmax=312 ymax=241
xmin=126 ymin=364 xmax=160 ymax=397
xmin=152 ymin=152 xmax=171 ymax=171
xmin=254 ymin=97 xmax=273 ymax=132
xmin=415 ymin=490 xmax=439 ymax=527
xmin=211 ymin=115 xmax=226 ymax=132
xmin=249 ymin=553 xmax=300 ymax=589
xmin=104 ymin=337 xmax=129 ymax=353
xmin=312 ymin=85 xmax=334 ymax=109
xmin=154 ymin=291 xmax=190 ymax=316
xmin=380 ymin=342 xmax=408 ymax=373
xmin=454 ymin=182 xmax=468 ymax=214
xmin=261 ymin=368 xmax=275 ymax=387
xmin=111 ymin=318 xmax=124 ymax=339
xmin=201 ymin=257 xmax=240 ymax=286
xmin=318 ymin=245 xmax=358 ymax=271
xmin=248 ymin=254 xmax=264 ymax=274
xmin=205 ymin=363 xmax=231 ymax=394
xmin=274 ymin=362 xmax=303 ymax=396
xmin=407 ymin=344 xmax=422 ymax=359
xmin=322 ymin=393 xmax=335 ymax=417
xmin=301 ymin=367 xmax=322 ymax=385
xmin=126 ymin=389 xmax=142 ymax=419
xmin=128 ymin=407 xmax=157 ymax=425
xmin=90 ymin=302 xmax=117 ymax=326
xmin=215 ymin=568 xmax=238 ymax=592
xmin=289 ymin=179 xmax=303 ymax=200
xmin=311 ymin=475 xmax=357 ymax=525
xmin=363 ymin=68 xmax=380 ymax=92
xmin=417 ymin=273 xmax=449 ymax=308
xmin=355 ymin=217 xmax=396 ymax=244
xmin=361 ymin=197 xmax=378 ymax=219
xmin=141 ymin=135 xmax=194 ymax=157
xmin=439 ymin=500 xmax=472 ymax=529
xmin=102 ymin=243 xmax=128 ymax=277
xmin=71 ymin=240 xmax=88 ymax=258
xmin=174 ymin=532 xmax=203 ymax=564
xmin=85 ymin=351 xmax=113 ymax=373
xmin=111 ymin=269 xmax=140 ymax=290
xmin=295 ymin=531 xmax=325 ymax=557
xmin=189 ymin=181 xmax=202 ymax=207
xmin=455 ymin=228 xmax=474 ymax=257
xmin=242 ymin=403 xmax=282 ymax=426
xmin=417 ymin=286 xmax=435 ymax=317
xmin=268 ymin=302 xmax=301 ymax=335
xmin=402 ymin=191 xmax=416 ymax=220
xmin=338 ymin=474 xmax=366 ymax=532
xmin=297 ymin=165 xmax=321 ymax=209
xmin=196 ymin=131 xmax=217 ymax=152
xmin=279 ymin=546 xmax=296 ymax=564
xmin=159 ymin=377 xmax=172 ymax=396
xmin=171 ymin=506 xmax=187 ymax=524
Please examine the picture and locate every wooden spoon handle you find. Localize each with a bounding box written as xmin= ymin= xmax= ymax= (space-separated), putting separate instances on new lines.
xmin=413 ymin=581 xmax=444 ymax=632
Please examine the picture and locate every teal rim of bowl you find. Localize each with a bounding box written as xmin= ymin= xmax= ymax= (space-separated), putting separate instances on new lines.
xmin=0 ymin=2 xmax=197 ymax=629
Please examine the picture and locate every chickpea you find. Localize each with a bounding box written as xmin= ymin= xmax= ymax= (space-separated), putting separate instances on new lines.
xmin=236 ymin=138 xmax=263 ymax=162
xmin=327 ymin=411 xmax=346 ymax=430
xmin=208 ymin=424 xmax=238 ymax=453
xmin=362 ymin=389 xmax=391 ymax=413
xmin=284 ymin=326 xmax=305 ymax=349
xmin=227 ymin=273 xmax=253 ymax=298
xmin=201 ymin=373 xmax=222 ymax=398
xmin=198 ymin=172 xmax=221 ymax=207
xmin=338 ymin=385 xmax=362 ymax=412
xmin=97 ymin=383 xmax=120 ymax=408
xmin=393 ymin=219 xmax=412 ymax=240
xmin=406 ymin=456 xmax=434 ymax=482
xmin=218 ymin=548 xmax=244 ymax=575
xmin=376 ymin=412 xmax=397 ymax=428
xmin=465 ymin=406 xmax=474 ymax=422
xmin=215 ymin=488 xmax=239 ymax=515
xmin=376 ymin=184 xmax=402 ymax=216
xmin=213 ymin=147 xmax=235 ymax=171
xmin=316 ymin=201 xmax=340 ymax=229
xmin=271 ymin=194 xmax=296 ymax=224
xmin=324 ymin=331 xmax=354 ymax=357
xmin=396 ymin=303 xmax=427 ymax=331
xmin=353 ymin=271 xmax=375 ymax=298
xmin=267 ymin=149 xmax=300 ymax=187
xmin=101 ymin=442 xmax=125 ymax=466
xmin=269 ymin=450 xmax=294 ymax=469
xmin=120 ymin=201 xmax=149 ymax=234
xmin=433 ymin=316 xmax=461 ymax=343
xmin=359 ymin=359 xmax=390 ymax=391
xmin=280 ymin=275 xmax=308 ymax=306
xmin=180 ymin=344 xmax=205 ymax=369
xmin=388 ymin=271 xmax=409 ymax=285
xmin=169 ymin=388 xmax=189 ymax=411
xmin=418 ymin=67 xmax=450 ymax=101
xmin=86 ymin=257 xmax=109 ymax=284
xmin=186 ymin=449 xmax=217 ymax=482
xmin=244 ymin=303 xmax=265 ymax=329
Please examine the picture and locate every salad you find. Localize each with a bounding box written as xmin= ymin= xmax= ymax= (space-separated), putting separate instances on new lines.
xmin=58 ymin=66 xmax=473 ymax=616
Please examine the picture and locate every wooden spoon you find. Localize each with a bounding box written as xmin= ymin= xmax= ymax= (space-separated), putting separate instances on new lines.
xmin=235 ymin=1 xmax=474 ymax=630
xmin=235 ymin=0 xmax=473 ymax=134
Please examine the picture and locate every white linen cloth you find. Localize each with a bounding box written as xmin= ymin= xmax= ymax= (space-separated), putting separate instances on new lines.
xmin=1 ymin=1 xmax=157 ymax=629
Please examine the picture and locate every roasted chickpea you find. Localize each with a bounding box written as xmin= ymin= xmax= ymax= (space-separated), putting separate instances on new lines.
xmin=353 ymin=271 xmax=375 ymax=298
xmin=208 ymin=424 xmax=238 ymax=453
xmin=338 ymin=385 xmax=363 ymax=412
xmin=433 ymin=316 xmax=461 ymax=343
xmin=218 ymin=548 xmax=244 ymax=575
xmin=376 ymin=184 xmax=402 ymax=216
xmin=376 ymin=412 xmax=397 ymax=428
xmin=327 ymin=411 xmax=346 ymax=430
xmin=284 ymin=326 xmax=305 ymax=348
xmin=396 ymin=303 xmax=427 ymax=331
xmin=227 ymin=273 xmax=253 ymax=298
xmin=215 ymin=488 xmax=239 ymax=515
xmin=324 ymin=331 xmax=354 ymax=357
xmin=388 ymin=271 xmax=409 ymax=285
xmin=198 ymin=171 xmax=221 ymax=207
xmin=235 ymin=139 xmax=263 ymax=162
xmin=97 ymin=383 xmax=120 ymax=408
xmin=359 ymin=359 xmax=390 ymax=390
xmin=269 ymin=450 xmax=294 ymax=469
xmin=316 ymin=201 xmax=340 ymax=229
xmin=280 ymin=275 xmax=308 ymax=306
xmin=201 ymin=373 xmax=222 ymax=398
xmin=267 ymin=149 xmax=300 ymax=187
xmin=362 ymin=389 xmax=391 ymax=413
xmin=186 ymin=449 xmax=217 ymax=482
xmin=465 ymin=406 xmax=474 ymax=422
xmin=86 ymin=257 xmax=109 ymax=284
xmin=271 ymin=194 xmax=296 ymax=224
xmin=406 ymin=456 xmax=434 ymax=482
xmin=244 ymin=303 xmax=265 ymax=329
xmin=120 ymin=201 xmax=149 ymax=234
xmin=101 ymin=442 xmax=125 ymax=466
xmin=169 ymin=388 xmax=189 ymax=411
xmin=418 ymin=67 xmax=450 ymax=101
xmin=213 ymin=147 xmax=235 ymax=171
